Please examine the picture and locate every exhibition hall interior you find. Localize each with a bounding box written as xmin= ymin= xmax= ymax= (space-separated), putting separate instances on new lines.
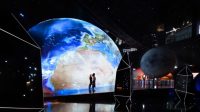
xmin=0 ymin=0 xmax=200 ymax=111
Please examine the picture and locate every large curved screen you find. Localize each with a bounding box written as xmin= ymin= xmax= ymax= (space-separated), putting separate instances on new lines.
xmin=28 ymin=18 xmax=122 ymax=97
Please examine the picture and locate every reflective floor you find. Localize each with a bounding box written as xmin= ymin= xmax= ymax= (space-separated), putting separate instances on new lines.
xmin=43 ymin=99 xmax=200 ymax=112
xmin=43 ymin=92 xmax=200 ymax=112
xmin=45 ymin=102 xmax=115 ymax=112
xmin=0 ymin=100 xmax=199 ymax=112
xmin=0 ymin=90 xmax=199 ymax=112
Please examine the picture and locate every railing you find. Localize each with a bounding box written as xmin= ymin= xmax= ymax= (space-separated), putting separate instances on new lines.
xmin=132 ymin=79 xmax=174 ymax=90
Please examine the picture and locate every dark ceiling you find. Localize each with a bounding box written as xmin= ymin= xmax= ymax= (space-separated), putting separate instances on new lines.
xmin=1 ymin=0 xmax=194 ymax=49
xmin=0 ymin=0 xmax=200 ymax=68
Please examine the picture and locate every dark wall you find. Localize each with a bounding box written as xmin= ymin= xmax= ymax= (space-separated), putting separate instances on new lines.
xmin=0 ymin=16 xmax=43 ymax=107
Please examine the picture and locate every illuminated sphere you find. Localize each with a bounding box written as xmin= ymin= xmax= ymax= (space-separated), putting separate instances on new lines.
xmin=140 ymin=47 xmax=176 ymax=78
xmin=28 ymin=18 xmax=122 ymax=96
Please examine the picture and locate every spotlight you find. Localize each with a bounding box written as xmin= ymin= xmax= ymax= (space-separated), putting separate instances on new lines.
xmin=19 ymin=13 xmax=24 ymax=18
xmin=123 ymin=48 xmax=137 ymax=52
xmin=26 ymin=81 xmax=31 ymax=86
xmin=192 ymin=72 xmax=199 ymax=79
xmin=142 ymin=104 xmax=145 ymax=109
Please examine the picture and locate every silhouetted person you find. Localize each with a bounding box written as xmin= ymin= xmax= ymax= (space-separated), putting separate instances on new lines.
xmin=92 ymin=73 xmax=96 ymax=93
xmin=89 ymin=74 xmax=92 ymax=93
xmin=142 ymin=75 xmax=146 ymax=88
xmin=89 ymin=74 xmax=92 ymax=88
xmin=89 ymin=73 xmax=96 ymax=94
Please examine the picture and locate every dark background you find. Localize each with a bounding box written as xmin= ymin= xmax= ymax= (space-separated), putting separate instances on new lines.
xmin=0 ymin=0 xmax=199 ymax=68
xmin=0 ymin=28 xmax=43 ymax=107
xmin=0 ymin=0 xmax=200 ymax=105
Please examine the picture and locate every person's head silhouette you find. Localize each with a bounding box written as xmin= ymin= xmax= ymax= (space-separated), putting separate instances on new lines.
xmin=92 ymin=73 xmax=95 ymax=76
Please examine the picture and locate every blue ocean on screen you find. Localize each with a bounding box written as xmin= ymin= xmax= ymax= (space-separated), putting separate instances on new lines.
xmin=28 ymin=18 xmax=122 ymax=96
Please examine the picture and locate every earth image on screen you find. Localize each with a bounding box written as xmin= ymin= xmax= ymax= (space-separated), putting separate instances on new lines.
xmin=28 ymin=18 xmax=122 ymax=96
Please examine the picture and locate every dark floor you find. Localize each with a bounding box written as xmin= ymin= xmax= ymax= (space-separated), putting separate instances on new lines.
xmin=43 ymin=89 xmax=200 ymax=112
xmin=0 ymin=89 xmax=199 ymax=112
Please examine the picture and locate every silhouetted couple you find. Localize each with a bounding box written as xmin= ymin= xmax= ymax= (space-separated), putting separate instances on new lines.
xmin=89 ymin=73 xmax=96 ymax=94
